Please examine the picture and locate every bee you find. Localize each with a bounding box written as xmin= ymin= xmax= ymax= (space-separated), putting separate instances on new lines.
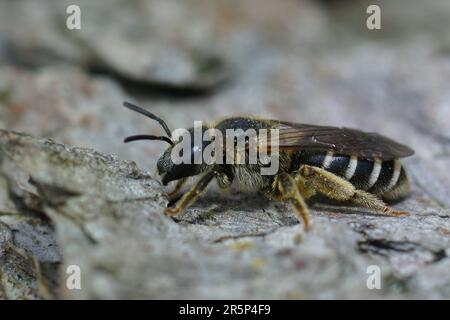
xmin=123 ymin=102 xmax=414 ymax=230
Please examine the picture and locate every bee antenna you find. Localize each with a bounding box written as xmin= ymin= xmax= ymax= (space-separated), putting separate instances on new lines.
xmin=123 ymin=101 xmax=172 ymax=138
xmin=124 ymin=135 xmax=174 ymax=146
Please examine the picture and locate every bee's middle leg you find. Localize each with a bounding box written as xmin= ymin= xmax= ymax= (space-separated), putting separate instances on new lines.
xmin=296 ymin=165 xmax=408 ymax=217
xmin=165 ymin=171 xmax=216 ymax=216
xmin=265 ymin=172 xmax=310 ymax=230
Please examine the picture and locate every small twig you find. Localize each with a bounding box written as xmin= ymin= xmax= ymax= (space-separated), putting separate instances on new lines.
xmin=212 ymin=228 xmax=279 ymax=243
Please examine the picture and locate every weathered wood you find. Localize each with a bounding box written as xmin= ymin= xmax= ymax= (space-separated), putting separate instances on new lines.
xmin=1 ymin=0 xmax=450 ymax=299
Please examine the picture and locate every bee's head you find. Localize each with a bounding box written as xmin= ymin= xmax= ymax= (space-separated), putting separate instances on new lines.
xmin=123 ymin=102 xmax=210 ymax=186
xmin=156 ymin=126 xmax=211 ymax=185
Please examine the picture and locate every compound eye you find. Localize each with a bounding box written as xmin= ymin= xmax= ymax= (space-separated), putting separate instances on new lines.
xmin=192 ymin=145 xmax=201 ymax=154
xmin=192 ymin=145 xmax=203 ymax=158
xmin=191 ymin=144 xmax=203 ymax=163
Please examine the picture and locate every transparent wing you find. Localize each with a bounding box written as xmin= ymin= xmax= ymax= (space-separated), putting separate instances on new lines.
xmin=273 ymin=121 xmax=414 ymax=160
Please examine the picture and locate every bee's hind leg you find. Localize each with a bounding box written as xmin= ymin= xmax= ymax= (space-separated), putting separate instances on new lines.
xmin=265 ymin=172 xmax=311 ymax=230
xmin=296 ymin=165 xmax=408 ymax=217
xmin=165 ymin=171 xmax=216 ymax=216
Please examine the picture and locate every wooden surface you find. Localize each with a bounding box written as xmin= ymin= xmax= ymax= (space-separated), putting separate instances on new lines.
xmin=1 ymin=0 xmax=450 ymax=299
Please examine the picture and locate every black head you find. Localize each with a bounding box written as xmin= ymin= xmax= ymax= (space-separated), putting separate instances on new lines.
xmin=123 ymin=102 xmax=210 ymax=186
xmin=157 ymin=126 xmax=212 ymax=185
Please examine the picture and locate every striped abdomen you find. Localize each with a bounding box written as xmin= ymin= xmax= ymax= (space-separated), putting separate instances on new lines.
xmin=295 ymin=151 xmax=409 ymax=201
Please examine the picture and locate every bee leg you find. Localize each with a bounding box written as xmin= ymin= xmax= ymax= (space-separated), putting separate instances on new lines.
xmin=167 ymin=177 xmax=188 ymax=198
xmin=293 ymin=172 xmax=317 ymax=200
xmin=167 ymin=194 xmax=183 ymax=208
xmin=164 ymin=171 xmax=216 ymax=216
xmin=349 ymin=190 xmax=408 ymax=217
xmin=273 ymin=172 xmax=310 ymax=230
xmin=298 ymin=165 xmax=408 ymax=217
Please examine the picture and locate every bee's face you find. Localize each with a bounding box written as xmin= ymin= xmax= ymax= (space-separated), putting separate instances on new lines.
xmin=157 ymin=127 xmax=209 ymax=185
xmin=122 ymin=102 xmax=212 ymax=185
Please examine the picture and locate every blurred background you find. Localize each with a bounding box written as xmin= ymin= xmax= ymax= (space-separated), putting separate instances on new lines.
xmin=1 ymin=0 xmax=450 ymax=176
xmin=1 ymin=0 xmax=450 ymax=300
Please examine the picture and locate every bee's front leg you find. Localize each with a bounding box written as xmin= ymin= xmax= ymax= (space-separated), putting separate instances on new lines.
xmin=165 ymin=171 xmax=216 ymax=216
xmin=167 ymin=177 xmax=188 ymax=198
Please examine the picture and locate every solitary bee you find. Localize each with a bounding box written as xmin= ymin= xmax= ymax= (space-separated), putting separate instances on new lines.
xmin=123 ymin=102 xmax=414 ymax=230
